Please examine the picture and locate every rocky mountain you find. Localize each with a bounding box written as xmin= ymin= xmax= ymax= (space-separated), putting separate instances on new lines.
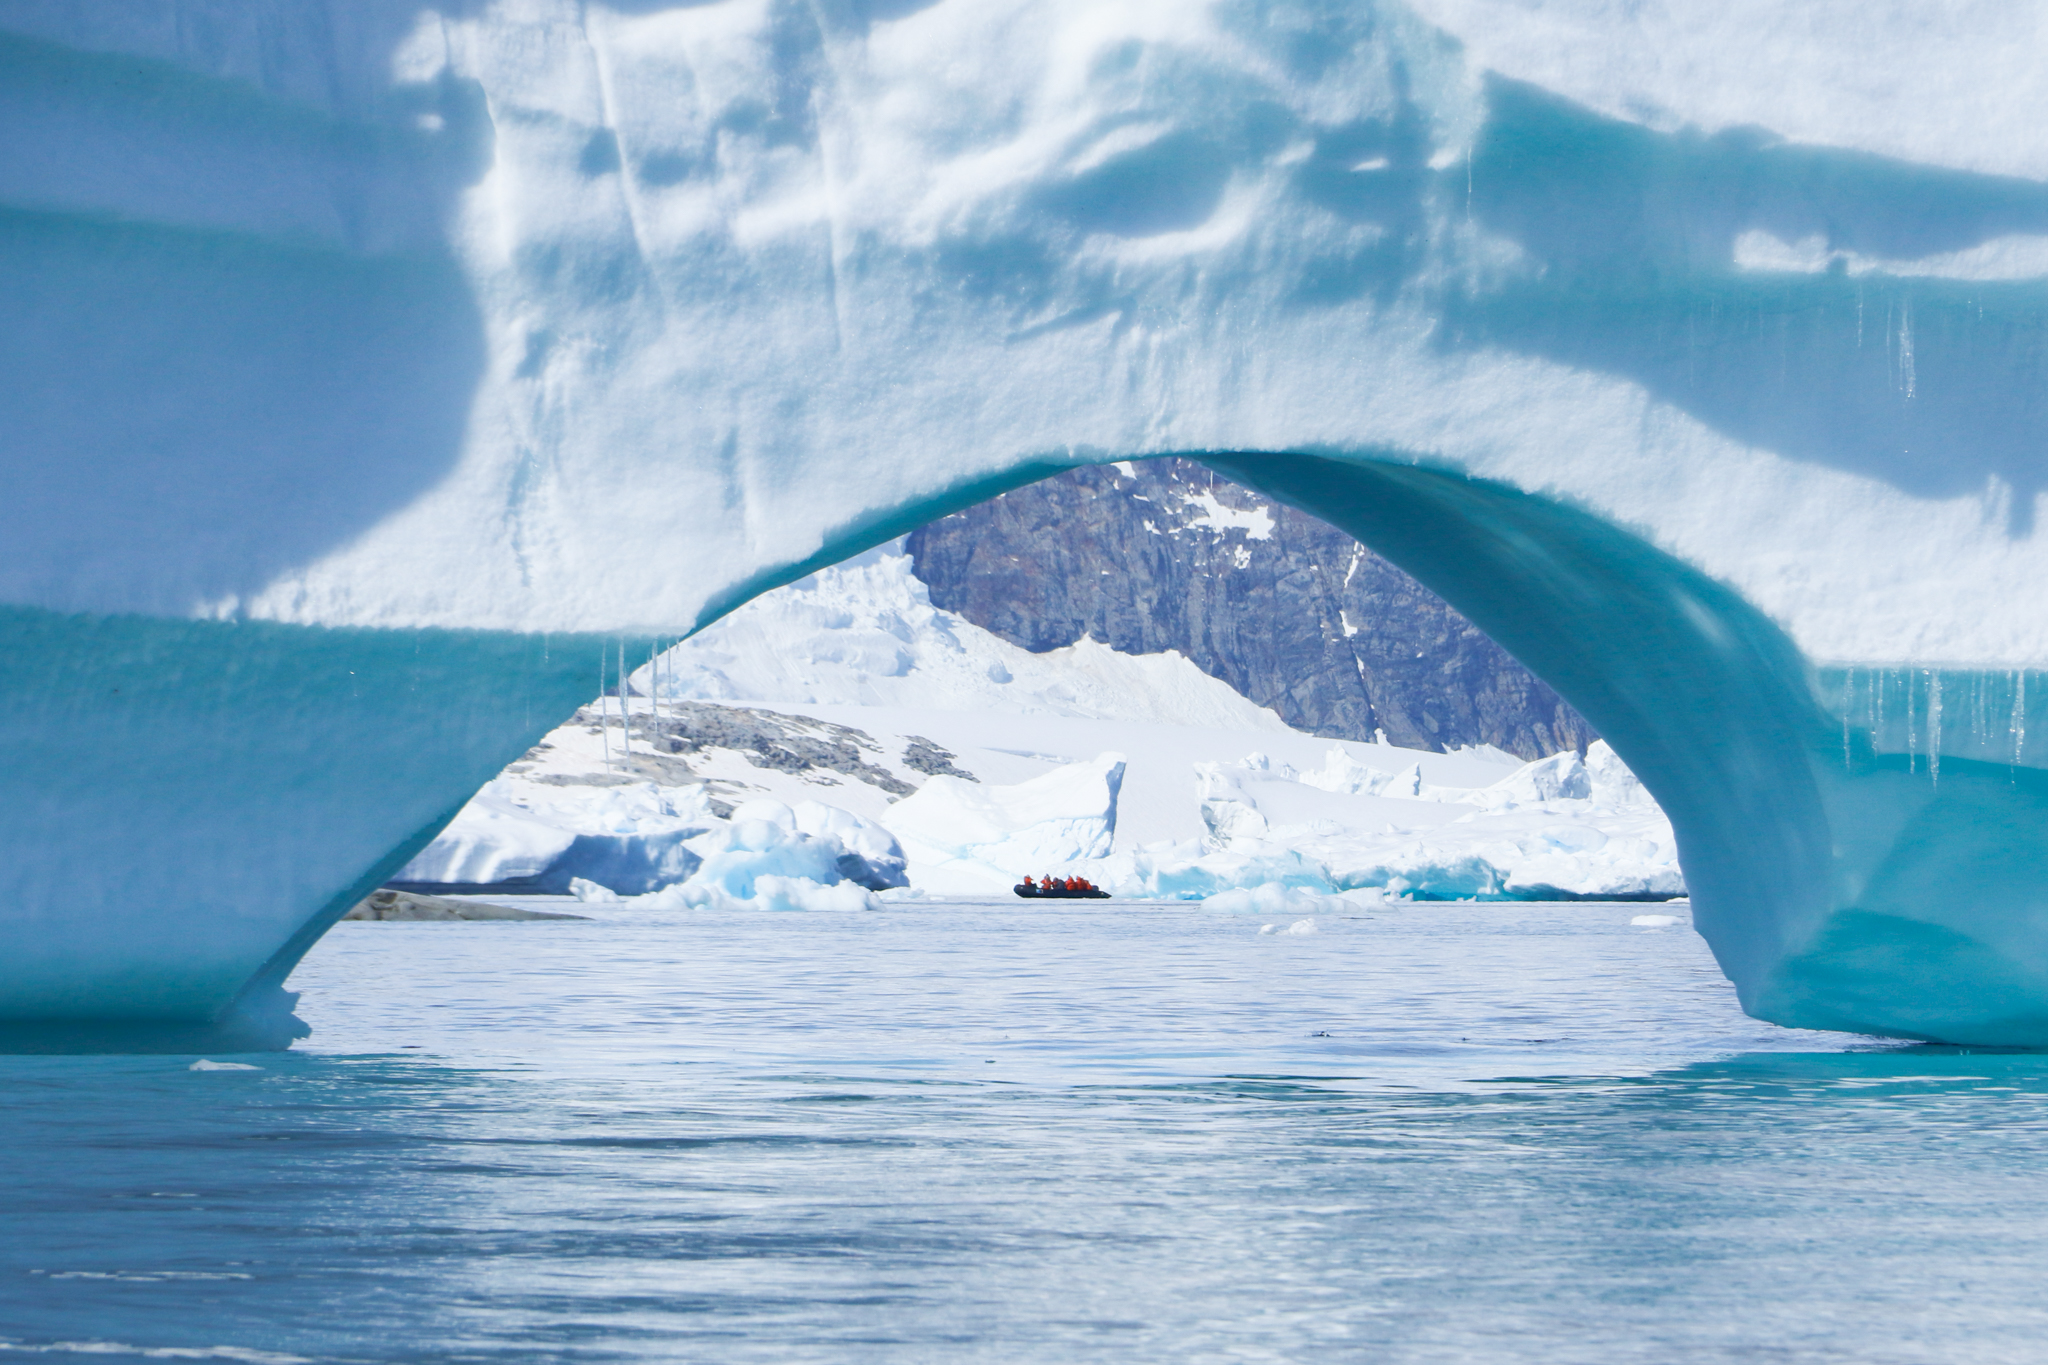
xmin=906 ymin=459 xmax=1594 ymax=759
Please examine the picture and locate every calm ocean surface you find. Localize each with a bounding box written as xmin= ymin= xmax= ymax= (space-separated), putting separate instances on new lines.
xmin=4 ymin=900 xmax=2046 ymax=1363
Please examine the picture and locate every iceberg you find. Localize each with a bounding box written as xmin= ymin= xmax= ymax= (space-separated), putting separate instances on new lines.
xmin=394 ymin=771 xmax=716 ymax=895
xmin=1107 ymin=843 xmax=1340 ymax=903
xmin=655 ymin=798 xmax=897 ymax=911
xmin=885 ymin=753 xmax=1127 ymax=891
xmin=7 ymin=3 xmax=2048 ymax=1043
xmin=1160 ymin=741 xmax=1682 ymax=903
xmin=551 ymin=797 xmax=907 ymax=912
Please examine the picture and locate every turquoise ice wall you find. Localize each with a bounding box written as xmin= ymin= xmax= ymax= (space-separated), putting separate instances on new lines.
xmin=0 ymin=610 xmax=626 ymax=1049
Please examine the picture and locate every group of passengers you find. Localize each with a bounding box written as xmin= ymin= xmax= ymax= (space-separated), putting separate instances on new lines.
xmin=1023 ymin=874 xmax=1099 ymax=893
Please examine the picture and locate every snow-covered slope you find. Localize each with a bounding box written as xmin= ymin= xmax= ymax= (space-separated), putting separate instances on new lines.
xmin=651 ymin=543 xmax=1292 ymax=733
xmin=8 ymin=1 xmax=2048 ymax=1044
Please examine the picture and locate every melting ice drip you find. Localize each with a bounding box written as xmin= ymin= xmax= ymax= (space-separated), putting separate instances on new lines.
xmin=1822 ymin=666 xmax=2048 ymax=783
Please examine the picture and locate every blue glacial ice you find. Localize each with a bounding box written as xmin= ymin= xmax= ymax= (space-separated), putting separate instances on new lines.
xmin=6 ymin=2 xmax=2048 ymax=1044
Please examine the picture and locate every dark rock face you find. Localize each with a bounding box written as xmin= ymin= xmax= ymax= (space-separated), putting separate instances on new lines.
xmin=902 ymin=737 xmax=976 ymax=781
xmin=541 ymin=701 xmax=921 ymax=801
xmin=347 ymin=889 xmax=587 ymax=921
xmin=646 ymin=702 xmax=917 ymax=796
xmin=906 ymin=459 xmax=1595 ymax=759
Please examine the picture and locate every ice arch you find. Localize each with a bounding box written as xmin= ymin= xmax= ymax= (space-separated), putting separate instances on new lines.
xmin=7 ymin=0 xmax=2048 ymax=1046
xmin=12 ymin=450 xmax=2048 ymax=1052
xmin=1209 ymin=454 xmax=2048 ymax=1044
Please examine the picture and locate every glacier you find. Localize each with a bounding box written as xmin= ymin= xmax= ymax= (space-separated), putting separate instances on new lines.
xmin=6 ymin=1 xmax=2048 ymax=1045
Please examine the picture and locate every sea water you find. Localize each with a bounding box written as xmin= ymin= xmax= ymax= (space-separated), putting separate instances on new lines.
xmin=4 ymin=900 xmax=2047 ymax=1363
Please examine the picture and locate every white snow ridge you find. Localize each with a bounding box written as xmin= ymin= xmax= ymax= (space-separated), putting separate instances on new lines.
xmin=654 ymin=543 xmax=1288 ymax=732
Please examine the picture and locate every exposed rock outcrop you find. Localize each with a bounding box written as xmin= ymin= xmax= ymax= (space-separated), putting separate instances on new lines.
xmin=345 ymin=889 xmax=588 ymax=921
xmin=614 ymin=703 xmax=918 ymax=799
xmin=906 ymin=460 xmax=1595 ymax=758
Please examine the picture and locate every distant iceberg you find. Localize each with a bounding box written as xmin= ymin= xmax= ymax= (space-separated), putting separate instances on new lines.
xmin=1175 ymin=741 xmax=1683 ymax=903
xmin=887 ymin=753 xmax=1127 ymax=893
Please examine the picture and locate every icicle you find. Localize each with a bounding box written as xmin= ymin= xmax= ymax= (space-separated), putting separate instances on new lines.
xmin=2015 ymin=670 xmax=2028 ymax=769
xmin=1842 ymin=666 xmax=1854 ymax=767
xmin=1979 ymin=670 xmax=1991 ymax=759
xmin=1972 ymin=671 xmax=1986 ymax=757
xmin=1898 ymin=299 xmax=1916 ymax=400
xmin=648 ymin=641 xmax=661 ymax=728
xmin=1905 ymin=671 xmax=1916 ymax=775
xmin=599 ymin=647 xmax=611 ymax=775
xmin=617 ymin=638 xmax=630 ymax=758
xmin=1928 ymin=670 xmax=1941 ymax=788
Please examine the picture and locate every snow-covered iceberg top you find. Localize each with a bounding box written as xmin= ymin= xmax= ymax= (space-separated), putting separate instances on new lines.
xmin=10 ymin=2 xmax=2048 ymax=669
